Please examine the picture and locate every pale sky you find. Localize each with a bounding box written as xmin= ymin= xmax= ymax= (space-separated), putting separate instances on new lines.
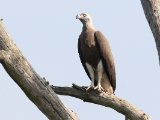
xmin=0 ymin=0 xmax=159 ymax=120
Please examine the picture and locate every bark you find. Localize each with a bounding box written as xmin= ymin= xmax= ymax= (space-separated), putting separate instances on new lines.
xmin=141 ymin=0 xmax=160 ymax=63
xmin=0 ymin=20 xmax=79 ymax=120
xmin=52 ymin=84 xmax=151 ymax=120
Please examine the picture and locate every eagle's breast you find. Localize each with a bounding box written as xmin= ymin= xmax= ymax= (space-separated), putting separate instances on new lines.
xmin=80 ymin=30 xmax=101 ymax=68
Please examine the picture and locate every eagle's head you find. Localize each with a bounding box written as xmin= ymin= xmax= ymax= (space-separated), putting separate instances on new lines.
xmin=76 ymin=13 xmax=93 ymax=25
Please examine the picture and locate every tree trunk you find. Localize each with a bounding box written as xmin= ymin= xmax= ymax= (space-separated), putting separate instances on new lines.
xmin=0 ymin=20 xmax=79 ymax=120
xmin=141 ymin=0 xmax=160 ymax=63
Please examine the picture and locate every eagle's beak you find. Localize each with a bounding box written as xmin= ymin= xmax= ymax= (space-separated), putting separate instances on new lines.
xmin=76 ymin=14 xmax=81 ymax=19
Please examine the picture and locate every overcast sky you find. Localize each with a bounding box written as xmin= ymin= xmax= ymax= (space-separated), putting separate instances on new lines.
xmin=0 ymin=0 xmax=159 ymax=120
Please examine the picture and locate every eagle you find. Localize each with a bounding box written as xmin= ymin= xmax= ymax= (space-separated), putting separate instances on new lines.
xmin=76 ymin=13 xmax=116 ymax=94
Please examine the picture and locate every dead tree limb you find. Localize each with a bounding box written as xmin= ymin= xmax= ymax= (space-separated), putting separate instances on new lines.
xmin=52 ymin=84 xmax=151 ymax=120
xmin=141 ymin=0 xmax=160 ymax=63
xmin=0 ymin=20 xmax=79 ymax=120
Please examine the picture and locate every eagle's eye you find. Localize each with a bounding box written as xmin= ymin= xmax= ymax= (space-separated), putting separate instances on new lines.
xmin=83 ymin=14 xmax=87 ymax=17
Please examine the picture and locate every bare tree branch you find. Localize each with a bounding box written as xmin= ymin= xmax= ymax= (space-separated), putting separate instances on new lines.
xmin=0 ymin=20 xmax=79 ymax=120
xmin=52 ymin=84 xmax=151 ymax=120
xmin=141 ymin=0 xmax=160 ymax=63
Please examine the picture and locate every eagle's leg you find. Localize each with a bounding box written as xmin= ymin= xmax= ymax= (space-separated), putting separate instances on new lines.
xmin=86 ymin=79 xmax=95 ymax=90
xmin=85 ymin=63 xmax=95 ymax=90
xmin=94 ymin=60 xmax=104 ymax=92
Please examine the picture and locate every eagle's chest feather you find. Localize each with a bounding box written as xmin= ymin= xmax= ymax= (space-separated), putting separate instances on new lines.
xmin=80 ymin=32 xmax=101 ymax=68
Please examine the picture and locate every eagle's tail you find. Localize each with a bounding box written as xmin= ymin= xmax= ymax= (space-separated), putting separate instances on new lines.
xmin=101 ymin=72 xmax=113 ymax=94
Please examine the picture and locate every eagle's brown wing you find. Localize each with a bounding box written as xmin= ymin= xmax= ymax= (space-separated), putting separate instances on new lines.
xmin=78 ymin=37 xmax=91 ymax=80
xmin=94 ymin=31 xmax=116 ymax=92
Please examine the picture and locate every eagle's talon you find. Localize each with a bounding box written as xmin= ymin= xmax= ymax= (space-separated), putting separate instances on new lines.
xmin=86 ymin=86 xmax=94 ymax=91
xmin=94 ymin=85 xmax=104 ymax=92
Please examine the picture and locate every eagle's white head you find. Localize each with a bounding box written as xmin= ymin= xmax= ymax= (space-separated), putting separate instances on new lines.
xmin=76 ymin=13 xmax=94 ymax=28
